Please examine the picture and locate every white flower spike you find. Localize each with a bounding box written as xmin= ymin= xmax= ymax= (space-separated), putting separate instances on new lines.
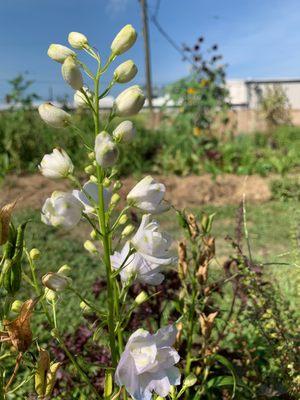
xmin=115 ymin=325 xmax=181 ymax=400
xmin=47 ymin=44 xmax=75 ymax=63
xmin=127 ymin=176 xmax=169 ymax=213
xmin=41 ymin=191 xmax=83 ymax=229
xmin=39 ymin=148 xmax=74 ymax=179
xmin=94 ymin=131 xmax=119 ymax=168
xmin=38 ymin=103 xmax=71 ymax=128
xmin=114 ymin=85 xmax=145 ymax=117
xmin=113 ymin=120 xmax=136 ymax=143
xmin=111 ymin=24 xmax=137 ymax=56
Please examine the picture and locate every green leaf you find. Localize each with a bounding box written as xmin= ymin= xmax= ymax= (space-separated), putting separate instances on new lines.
xmin=207 ymin=375 xmax=235 ymax=389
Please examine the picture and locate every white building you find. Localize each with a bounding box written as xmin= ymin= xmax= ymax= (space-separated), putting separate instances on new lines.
xmin=227 ymin=78 xmax=300 ymax=109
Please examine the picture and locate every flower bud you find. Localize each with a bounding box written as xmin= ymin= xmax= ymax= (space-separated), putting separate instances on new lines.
xmin=45 ymin=288 xmax=57 ymax=302
xmin=95 ymin=132 xmax=119 ymax=168
xmin=113 ymin=180 xmax=122 ymax=191
xmin=113 ymin=121 xmax=136 ymax=143
xmin=90 ymin=229 xmax=97 ymax=240
xmin=62 ymin=56 xmax=83 ymax=90
xmin=80 ymin=301 xmax=91 ymax=313
xmin=134 ymin=291 xmax=148 ymax=305
xmin=68 ymin=32 xmax=89 ymax=49
xmin=11 ymin=300 xmax=23 ymax=313
xmin=103 ymin=177 xmax=111 ymax=188
xmin=88 ymin=151 xmax=95 ymax=160
xmin=111 ymin=24 xmax=137 ymax=56
xmin=119 ymin=214 xmax=128 ymax=225
xmin=90 ymin=175 xmax=98 ymax=183
xmin=114 ymin=85 xmax=145 ymax=117
xmin=47 ymin=44 xmax=75 ymax=63
xmin=121 ymin=224 xmax=135 ymax=237
xmin=84 ymin=164 xmax=94 ymax=175
xmin=110 ymin=193 xmax=121 ymax=206
xmin=114 ymin=60 xmax=137 ymax=83
xmin=183 ymin=373 xmax=197 ymax=388
xmin=38 ymin=103 xmax=71 ymax=128
xmin=42 ymin=272 xmax=70 ymax=292
xmin=84 ymin=240 xmax=98 ymax=254
xmin=29 ymin=248 xmax=40 ymax=260
xmin=74 ymin=86 xmax=92 ymax=108
xmin=57 ymin=264 xmax=72 ymax=276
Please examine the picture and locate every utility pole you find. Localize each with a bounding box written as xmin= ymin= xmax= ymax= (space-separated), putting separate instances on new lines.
xmin=139 ymin=0 xmax=154 ymax=117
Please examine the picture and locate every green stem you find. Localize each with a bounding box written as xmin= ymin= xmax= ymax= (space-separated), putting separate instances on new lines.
xmin=93 ymin=61 xmax=119 ymax=367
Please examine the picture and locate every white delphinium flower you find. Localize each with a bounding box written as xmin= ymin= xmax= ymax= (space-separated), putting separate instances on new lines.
xmin=94 ymin=131 xmax=119 ymax=168
xmin=41 ymin=191 xmax=83 ymax=229
xmin=39 ymin=148 xmax=74 ymax=179
xmin=127 ymin=176 xmax=169 ymax=213
xmin=38 ymin=103 xmax=71 ymax=128
xmin=74 ymin=86 xmax=92 ymax=108
xmin=111 ymin=24 xmax=137 ymax=56
xmin=114 ymin=85 xmax=145 ymax=117
xmin=111 ymin=241 xmax=164 ymax=285
xmin=47 ymin=44 xmax=75 ymax=63
xmin=115 ymin=325 xmax=180 ymax=400
xmin=68 ymin=32 xmax=89 ymax=49
xmin=62 ymin=56 xmax=83 ymax=90
xmin=72 ymin=181 xmax=111 ymax=214
xmin=114 ymin=60 xmax=138 ymax=83
xmin=113 ymin=120 xmax=136 ymax=143
xmin=131 ymin=214 xmax=175 ymax=266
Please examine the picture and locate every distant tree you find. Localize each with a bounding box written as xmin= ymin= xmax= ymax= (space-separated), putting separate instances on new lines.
xmin=5 ymin=73 xmax=40 ymax=109
xmin=258 ymin=84 xmax=292 ymax=130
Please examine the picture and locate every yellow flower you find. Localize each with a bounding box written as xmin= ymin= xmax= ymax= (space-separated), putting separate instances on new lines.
xmin=193 ymin=126 xmax=202 ymax=136
xmin=200 ymin=79 xmax=209 ymax=87
xmin=187 ymin=87 xmax=196 ymax=94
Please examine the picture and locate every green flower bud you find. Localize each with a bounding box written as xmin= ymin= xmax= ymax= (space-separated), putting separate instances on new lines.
xmin=90 ymin=229 xmax=97 ymax=240
xmin=111 ymin=193 xmax=121 ymax=206
xmin=114 ymin=60 xmax=138 ymax=83
xmin=68 ymin=32 xmax=89 ymax=49
xmin=61 ymin=56 xmax=83 ymax=90
xmin=84 ymin=164 xmax=94 ymax=174
xmin=11 ymin=300 xmax=23 ymax=313
xmin=103 ymin=177 xmax=111 ymax=188
xmin=119 ymin=214 xmax=128 ymax=225
xmin=121 ymin=224 xmax=135 ymax=237
xmin=29 ymin=248 xmax=40 ymax=260
xmin=134 ymin=291 xmax=148 ymax=305
xmin=84 ymin=240 xmax=98 ymax=254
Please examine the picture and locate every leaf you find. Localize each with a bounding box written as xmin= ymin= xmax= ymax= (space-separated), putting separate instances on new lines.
xmin=213 ymin=354 xmax=237 ymax=397
xmin=207 ymin=375 xmax=235 ymax=389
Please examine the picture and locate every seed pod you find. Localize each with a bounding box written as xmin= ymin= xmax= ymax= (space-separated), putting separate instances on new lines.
xmin=0 ymin=201 xmax=16 ymax=246
xmin=35 ymin=348 xmax=50 ymax=397
xmin=45 ymin=362 xmax=61 ymax=397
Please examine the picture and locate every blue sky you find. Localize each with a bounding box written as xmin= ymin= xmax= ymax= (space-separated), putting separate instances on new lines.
xmin=1 ymin=0 xmax=300 ymax=101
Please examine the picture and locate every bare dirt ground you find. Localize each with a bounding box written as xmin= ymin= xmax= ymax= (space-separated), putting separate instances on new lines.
xmin=0 ymin=173 xmax=272 ymax=211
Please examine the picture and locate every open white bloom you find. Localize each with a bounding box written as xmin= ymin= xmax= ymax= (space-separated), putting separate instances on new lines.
xmin=95 ymin=131 xmax=119 ymax=168
xmin=41 ymin=191 xmax=83 ymax=229
xmin=39 ymin=148 xmax=74 ymax=179
xmin=38 ymin=103 xmax=71 ymax=128
xmin=111 ymin=24 xmax=137 ymax=56
xmin=74 ymin=86 xmax=92 ymax=108
xmin=47 ymin=44 xmax=75 ymax=63
xmin=62 ymin=56 xmax=83 ymax=90
xmin=114 ymin=60 xmax=138 ymax=83
xmin=114 ymin=85 xmax=145 ymax=117
xmin=113 ymin=120 xmax=136 ymax=143
xmin=127 ymin=176 xmax=169 ymax=213
xmin=68 ymin=32 xmax=88 ymax=49
xmin=42 ymin=272 xmax=71 ymax=291
xmin=111 ymin=241 xmax=164 ymax=285
xmin=72 ymin=181 xmax=111 ymax=214
xmin=115 ymin=325 xmax=180 ymax=400
xmin=131 ymin=214 xmax=175 ymax=266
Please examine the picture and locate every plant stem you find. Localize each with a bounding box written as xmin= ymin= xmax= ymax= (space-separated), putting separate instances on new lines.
xmin=93 ymin=61 xmax=118 ymax=367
